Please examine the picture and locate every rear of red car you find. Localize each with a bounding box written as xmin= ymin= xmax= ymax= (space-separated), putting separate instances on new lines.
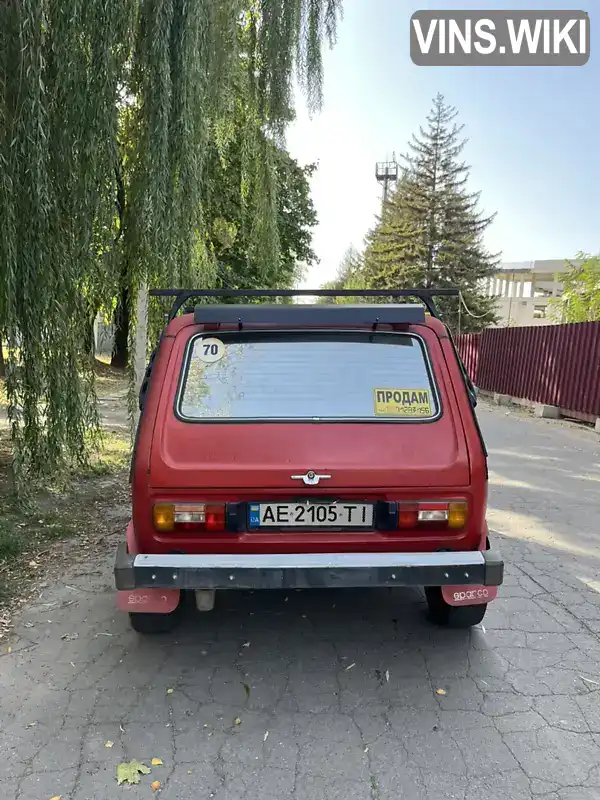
xmin=115 ymin=293 xmax=503 ymax=632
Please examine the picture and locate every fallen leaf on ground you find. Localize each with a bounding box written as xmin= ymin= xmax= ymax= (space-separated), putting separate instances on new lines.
xmin=166 ymin=688 xmax=174 ymax=695
xmin=116 ymin=760 xmax=151 ymax=785
xmin=151 ymin=758 xmax=163 ymax=766
xmin=188 ymin=770 xmax=192 ymax=775
xmin=242 ymin=682 xmax=251 ymax=699
xmin=234 ymin=717 xmax=242 ymax=726
xmin=385 ymin=670 xmax=390 ymax=682
xmin=264 ymin=731 xmax=269 ymax=742
xmin=25 ymin=722 xmax=36 ymax=729
xmin=151 ymin=781 xmax=161 ymax=791
xmin=345 ymin=663 xmax=356 ymax=671
xmin=7 ymin=647 xmax=11 ymax=654
xmin=104 ymin=741 xmax=114 ymax=748
xmin=61 ymin=632 xmax=79 ymax=641
xmin=242 ymin=641 xmax=250 ymax=648
xmin=435 ymin=688 xmax=447 ymax=696
xmin=49 ymin=796 xmax=62 ymax=800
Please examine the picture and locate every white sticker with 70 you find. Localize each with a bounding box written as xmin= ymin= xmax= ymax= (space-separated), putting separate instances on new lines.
xmin=196 ymin=337 xmax=226 ymax=363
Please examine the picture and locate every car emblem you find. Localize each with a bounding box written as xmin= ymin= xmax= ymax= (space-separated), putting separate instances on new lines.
xmin=291 ymin=470 xmax=331 ymax=486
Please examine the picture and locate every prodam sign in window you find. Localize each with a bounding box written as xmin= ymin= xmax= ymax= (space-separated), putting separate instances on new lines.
xmin=410 ymin=10 xmax=590 ymax=66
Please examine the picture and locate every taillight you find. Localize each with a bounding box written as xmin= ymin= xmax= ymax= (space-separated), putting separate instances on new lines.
xmin=397 ymin=501 xmax=467 ymax=531
xmin=153 ymin=503 xmax=226 ymax=533
xmin=153 ymin=503 xmax=175 ymax=532
xmin=397 ymin=503 xmax=419 ymax=528
xmin=447 ymin=502 xmax=468 ymax=529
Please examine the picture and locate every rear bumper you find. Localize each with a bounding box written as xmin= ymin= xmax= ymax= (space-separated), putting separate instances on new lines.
xmin=114 ymin=544 xmax=503 ymax=591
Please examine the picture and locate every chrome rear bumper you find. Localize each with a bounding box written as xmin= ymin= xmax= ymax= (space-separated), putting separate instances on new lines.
xmin=114 ymin=544 xmax=503 ymax=591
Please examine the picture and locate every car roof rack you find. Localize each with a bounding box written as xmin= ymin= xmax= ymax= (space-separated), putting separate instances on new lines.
xmin=193 ymin=303 xmax=427 ymax=328
xmin=149 ymin=288 xmax=460 ymax=323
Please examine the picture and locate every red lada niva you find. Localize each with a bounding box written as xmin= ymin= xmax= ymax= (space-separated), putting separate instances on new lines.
xmin=114 ymin=289 xmax=503 ymax=633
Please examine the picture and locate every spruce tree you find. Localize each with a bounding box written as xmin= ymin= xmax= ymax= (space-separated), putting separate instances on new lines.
xmin=361 ymin=94 xmax=499 ymax=332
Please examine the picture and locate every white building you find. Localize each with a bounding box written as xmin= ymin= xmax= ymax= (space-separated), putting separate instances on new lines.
xmin=485 ymin=258 xmax=583 ymax=327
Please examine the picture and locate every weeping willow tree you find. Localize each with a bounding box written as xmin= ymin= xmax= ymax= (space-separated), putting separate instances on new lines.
xmin=0 ymin=0 xmax=342 ymax=486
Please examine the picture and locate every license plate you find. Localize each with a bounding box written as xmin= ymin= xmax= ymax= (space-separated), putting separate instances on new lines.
xmin=248 ymin=502 xmax=374 ymax=528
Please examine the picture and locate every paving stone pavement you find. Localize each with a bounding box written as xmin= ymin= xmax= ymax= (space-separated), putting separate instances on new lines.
xmin=2 ymin=402 xmax=600 ymax=800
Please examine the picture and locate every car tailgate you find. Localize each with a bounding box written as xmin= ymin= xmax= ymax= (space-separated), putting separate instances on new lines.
xmin=151 ymin=418 xmax=468 ymax=489
xmin=148 ymin=324 xmax=471 ymax=490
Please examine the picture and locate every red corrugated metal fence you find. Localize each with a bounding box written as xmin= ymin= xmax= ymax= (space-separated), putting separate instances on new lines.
xmin=455 ymin=322 xmax=600 ymax=421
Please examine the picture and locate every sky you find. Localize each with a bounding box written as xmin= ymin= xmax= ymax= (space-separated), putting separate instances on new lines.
xmin=286 ymin=0 xmax=599 ymax=288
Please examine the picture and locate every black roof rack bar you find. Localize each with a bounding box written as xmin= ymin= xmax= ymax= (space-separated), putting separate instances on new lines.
xmin=149 ymin=288 xmax=460 ymax=321
xmin=193 ymin=303 xmax=427 ymax=328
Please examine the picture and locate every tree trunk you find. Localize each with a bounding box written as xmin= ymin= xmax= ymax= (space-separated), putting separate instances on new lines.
xmin=85 ymin=307 xmax=96 ymax=359
xmin=111 ymin=284 xmax=130 ymax=368
xmin=0 ymin=339 xmax=5 ymax=378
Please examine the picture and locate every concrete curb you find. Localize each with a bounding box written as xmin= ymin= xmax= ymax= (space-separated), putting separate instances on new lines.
xmin=480 ymin=390 xmax=600 ymax=432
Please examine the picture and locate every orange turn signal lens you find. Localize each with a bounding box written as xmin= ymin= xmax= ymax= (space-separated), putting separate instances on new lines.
xmin=448 ymin=502 xmax=468 ymax=529
xmin=153 ymin=503 xmax=175 ymax=532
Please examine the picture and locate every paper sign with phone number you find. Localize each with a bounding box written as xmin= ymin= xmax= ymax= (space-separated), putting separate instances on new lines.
xmin=374 ymin=388 xmax=432 ymax=417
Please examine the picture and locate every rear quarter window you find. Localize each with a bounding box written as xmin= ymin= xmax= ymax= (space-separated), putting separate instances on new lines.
xmin=177 ymin=331 xmax=441 ymax=422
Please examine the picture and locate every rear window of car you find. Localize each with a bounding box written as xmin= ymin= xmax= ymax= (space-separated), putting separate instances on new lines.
xmin=177 ymin=331 xmax=440 ymax=422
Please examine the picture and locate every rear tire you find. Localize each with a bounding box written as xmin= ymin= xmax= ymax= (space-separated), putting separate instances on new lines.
xmin=425 ymin=587 xmax=487 ymax=629
xmin=128 ymin=603 xmax=183 ymax=634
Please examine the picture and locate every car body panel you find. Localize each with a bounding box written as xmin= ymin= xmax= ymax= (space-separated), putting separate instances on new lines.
xmin=129 ymin=314 xmax=488 ymax=558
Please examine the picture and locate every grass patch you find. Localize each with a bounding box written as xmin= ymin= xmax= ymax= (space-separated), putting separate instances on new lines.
xmin=0 ymin=507 xmax=79 ymax=560
xmin=0 ymin=528 xmax=22 ymax=560
xmin=79 ymin=431 xmax=131 ymax=477
xmin=0 ymin=359 xmax=131 ymax=621
xmin=94 ymin=358 xmax=128 ymax=394
xmin=0 ymin=425 xmax=130 ymax=601
xmin=0 ymin=498 xmax=83 ymax=598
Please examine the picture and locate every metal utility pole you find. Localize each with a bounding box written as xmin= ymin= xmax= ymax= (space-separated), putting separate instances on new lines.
xmin=375 ymin=153 xmax=398 ymax=210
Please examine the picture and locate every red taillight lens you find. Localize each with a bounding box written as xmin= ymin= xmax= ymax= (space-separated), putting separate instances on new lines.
xmin=153 ymin=503 xmax=226 ymax=533
xmin=396 ymin=501 xmax=467 ymax=531
xmin=203 ymin=504 xmax=226 ymax=532
xmin=397 ymin=503 xmax=419 ymax=528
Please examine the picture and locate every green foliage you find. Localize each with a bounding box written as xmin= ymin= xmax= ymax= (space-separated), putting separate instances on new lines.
xmin=0 ymin=0 xmax=133 ymax=485
xmin=330 ymin=94 xmax=499 ymax=333
xmin=548 ymin=253 xmax=600 ymax=323
xmin=0 ymin=0 xmax=341 ymax=487
xmin=319 ymin=245 xmax=364 ymax=303
xmin=204 ymin=128 xmax=319 ymax=294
